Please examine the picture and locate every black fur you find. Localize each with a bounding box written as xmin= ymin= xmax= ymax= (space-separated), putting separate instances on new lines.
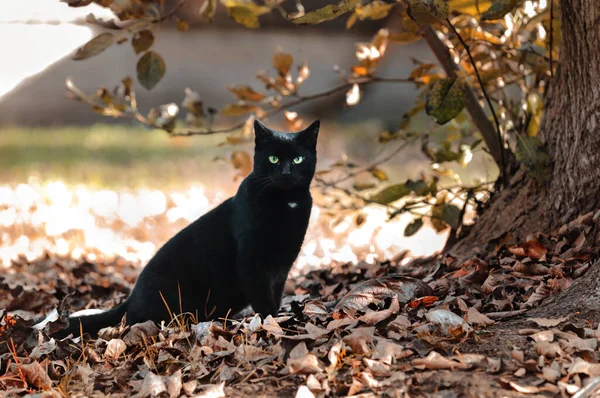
xmin=54 ymin=120 xmax=319 ymax=337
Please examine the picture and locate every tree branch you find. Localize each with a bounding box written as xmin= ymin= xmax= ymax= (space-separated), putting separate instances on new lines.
xmin=446 ymin=19 xmax=506 ymax=186
xmin=420 ymin=25 xmax=507 ymax=180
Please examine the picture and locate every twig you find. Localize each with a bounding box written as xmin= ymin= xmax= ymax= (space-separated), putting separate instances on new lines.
xmin=549 ymin=0 xmax=554 ymax=77
xmin=154 ymin=0 xmax=190 ymax=23
xmin=174 ymin=76 xmax=412 ymax=137
xmin=446 ymin=19 xmax=507 ymax=187
xmin=330 ymin=139 xmax=414 ymax=185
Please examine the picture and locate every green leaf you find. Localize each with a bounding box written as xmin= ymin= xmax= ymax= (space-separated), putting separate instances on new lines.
xmin=434 ymin=141 xmax=462 ymax=163
xmin=291 ymin=0 xmax=360 ymax=25
xmin=441 ymin=204 xmax=461 ymax=228
xmin=406 ymin=0 xmax=449 ymax=24
xmin=425 ymin=78 xmax=467 ymax=125
xmin=481 ymin=0 xmax=519 ymax=21
xmin=132 ymin=29 xmax=154 ymax=54
xmin=73 ymin=32 xmax=114 ymax=60
xmin=406 ymin=179 xmax=431 ymax=196
xmin=404 ymin=218 xmax=424 ymax=237
xmin=136 ymin=51 xmax=166 ymax=90
xmin=370 ymin=184 xmax=411 ymax=205
xmin=515 ymin=135 xmax=552 ymax=183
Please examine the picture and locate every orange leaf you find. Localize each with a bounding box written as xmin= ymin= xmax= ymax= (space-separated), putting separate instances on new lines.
xmin=407 ymin=296 xmax=439 ymax=308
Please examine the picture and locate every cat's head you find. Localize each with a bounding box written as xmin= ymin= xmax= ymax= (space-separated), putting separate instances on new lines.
xmin=252 ymin=119 xmax=319 ymax=191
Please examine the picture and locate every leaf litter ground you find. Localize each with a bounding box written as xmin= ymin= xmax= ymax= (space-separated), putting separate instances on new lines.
xmin=1 ymin=211 xmax=600 ymax=397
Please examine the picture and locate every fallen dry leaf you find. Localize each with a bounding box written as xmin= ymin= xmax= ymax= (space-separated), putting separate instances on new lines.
xmin=530 ymin=315 xmax=571 ymax=327
xmin=20 ymin=361 xmax=52 ymax=390
xmin=413 ymin=351 xmax=469 ymax=370
xmin=104 ymin=338 xmax=127 ymax=360
xmin=466 ymin=307 xmax=495 ymax=326
xmin=333 ymin=276 xmax=433 ymax=317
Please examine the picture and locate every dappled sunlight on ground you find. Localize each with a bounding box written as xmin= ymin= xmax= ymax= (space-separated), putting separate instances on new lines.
xmin=0 ymin=181 xmax=448 ymax=273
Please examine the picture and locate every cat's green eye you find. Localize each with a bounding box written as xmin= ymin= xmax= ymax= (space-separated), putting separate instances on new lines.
xmin=293 ymin=156 xmax=304 ymax=164
xmin=269 ymin=156 xmax=279 ymax=164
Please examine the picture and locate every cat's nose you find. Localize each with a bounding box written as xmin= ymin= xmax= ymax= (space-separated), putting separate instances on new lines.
xmin=281 ymin=164 xmax=292 ymax=176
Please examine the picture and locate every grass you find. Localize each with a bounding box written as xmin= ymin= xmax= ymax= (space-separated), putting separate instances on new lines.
xmin=0 ymin=120 xmax=497 ymax=191
xmin=0 ymin=124 xmax=240 ymax=189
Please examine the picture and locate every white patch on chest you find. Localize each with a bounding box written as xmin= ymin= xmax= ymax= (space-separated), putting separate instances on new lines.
xmin=287 ymin=201 xmax=298 ymax=209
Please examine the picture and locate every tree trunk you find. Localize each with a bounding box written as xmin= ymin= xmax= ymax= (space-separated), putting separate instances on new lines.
xmin=453 ymin=0 xmax=600 ymax=252
xmin=452 ymin=0 xmax=600 ymax=313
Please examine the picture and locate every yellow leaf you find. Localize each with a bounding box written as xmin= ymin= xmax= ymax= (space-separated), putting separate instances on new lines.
xmin=176 ymin=19 xmax=190 ymax=32
xmin=201 ymin=0 xmax=217 ymax=21
xmin=291 ymin=0 xmax=360 ymax=25
xmin=221 ymin=0 xmax=272 ymax=28
xmin=354 ymin=1 xmax=395 ymax=21
xmin=273 ymin=52 xmax=293 ymax=77
xmin=370 ymin=168 xmax=388 ymax=181
xmin=448 ymin=0 xmax=493 ymax=15
xmin=389 ymin=31 xmax=422 ymax=45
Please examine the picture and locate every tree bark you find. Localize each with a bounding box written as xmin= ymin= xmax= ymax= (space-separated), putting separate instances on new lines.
xmin=452 ymin=0 xmax=600 ymax=255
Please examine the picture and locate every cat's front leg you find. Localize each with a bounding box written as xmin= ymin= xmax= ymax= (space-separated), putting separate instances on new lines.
xmin=236 ymin=255 xmax=280 ymax=317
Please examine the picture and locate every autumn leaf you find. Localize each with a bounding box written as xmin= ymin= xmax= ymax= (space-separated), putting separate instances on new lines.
xmin=448 ymin=0 xmax=493 ymax=15
xmin=221 ymin=0 xmax=271 ymax=28
xmin=273 ymin=52 xmax=293 ymax=77
xmin=369 ymin=168 xmax=388 ymax=181
xmin=425 ymin=78 xmax=467 ymax=124
xmin=334 ymin=276 xmax=433 ymax=317
xmin=201 ymin=0 xmax=218 ymax=21
xmin=176 ymin=19 xmax=190 ymax=32
xmin=389 ymin=31 xmax=422 ymax=45
xmin=508 ymin=239 xmax=548 ymax=259
xmin=291 ymin=0 xmax=360 ymax=25
xmin=73 ymin=32 xmax=114 ymax=60
xmin=227 ymin=85 xmax=265 ymax=102
xmin=406 ymin=0 xmax=449 ymax=24
xmin=137 ymin=51 xmax=166 ymax=90
xmin=221 ymin=103 xmax=258 ymax=117
xmin=132 ymin=29 xmax=154 ymax=54
xmin=347 ymin=0 xmax=395 ymax=28
xmin=481 ymin=0 xmax=520 ymax=21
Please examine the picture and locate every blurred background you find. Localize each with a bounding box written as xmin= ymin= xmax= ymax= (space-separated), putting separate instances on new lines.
xmin=0 ymin=0 xmax=496 ymax=273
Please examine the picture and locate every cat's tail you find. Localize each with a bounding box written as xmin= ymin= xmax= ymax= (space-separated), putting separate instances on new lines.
xmin=53 ymin=302 xmax=128 ymax=339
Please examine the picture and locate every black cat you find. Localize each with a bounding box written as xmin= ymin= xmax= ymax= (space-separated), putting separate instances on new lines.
xmin=54 ymin=120 xmax=319 ymax=337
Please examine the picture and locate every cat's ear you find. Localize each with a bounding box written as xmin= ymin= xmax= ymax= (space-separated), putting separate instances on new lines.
xmin=254 ymin=119 xmax=272 ymax=145
xmin=297 ymin=120 xmax=320 ymax=149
